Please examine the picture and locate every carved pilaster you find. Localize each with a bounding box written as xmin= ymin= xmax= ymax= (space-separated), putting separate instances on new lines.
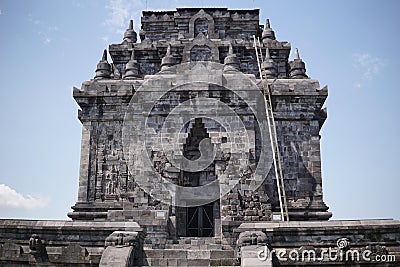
xmin=237 ymin=231 xmax=271 ymax=267
xmin=99 ymin=231 xmax=142 ymax=267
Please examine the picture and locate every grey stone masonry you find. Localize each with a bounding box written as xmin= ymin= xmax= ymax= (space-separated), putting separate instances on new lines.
xmin=69 ymin=7 xmax=329 ymax=226
xmin=109 ymin=8 xmax=291 ymax=78
xmin=0 ymin=220 xmax=144 ymax=266
xmin=67 ymin=9 xmax=333 ymax=251
xmin=1 ymin=6 xmax=398 ymax=267
xmin=266 ymin=79 xmax=330 ymax=220
xmin=236 ymin=219 xmax=400 ymax=266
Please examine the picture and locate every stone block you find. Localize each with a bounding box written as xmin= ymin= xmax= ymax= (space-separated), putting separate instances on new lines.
xmin=210 ymin=249 xmax=234 ymax=259
xmin=187 ymin=249 xmax=210 ymax=259
xmin=163 ymin=249 xmax=187 ymax=259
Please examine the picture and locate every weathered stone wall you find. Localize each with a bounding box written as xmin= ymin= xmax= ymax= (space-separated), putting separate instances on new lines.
xmin=69 ymin=8 xmax=331 ymax=234
xmin=1 ymin=6 xmax=399 ymax=267
xmin=141 ymin=8 xmax=260 ymax=42
xmin=266 ymin=80 xmax=330 ymax=220
xmin=109 ymin=8 xmax=290 ymax=78
xmin=236 ymin=220 xmax=400 ymax=266
xmin=0 ymin=220 xmax=143 ymax=266
xmin=70 ymin=81 xmax=138 ymax=219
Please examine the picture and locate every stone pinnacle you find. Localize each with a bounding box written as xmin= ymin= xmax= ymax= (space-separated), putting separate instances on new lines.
xmin=123 ymin=20 xmax=137 ymax=43
xmin=95 ymin=49 xmax=111 ymax=79
xmin=261 ymin=48 xmax=278 ymax=78
xmin=294 ymin=48 xmax=300 ymax=60
xmin=262 ymin=18 xmax=276 ymax=42
xmin=224 ymin=43 xmax=240 ymax=72
xmin=289 ymin=48 xmax=308 ymax=78
xmin=102 ymin=49 xmax=107 ymax=61
xmin=266 ymin=19 xmax=271 ymax=29
xmin=124 ymin=49 xmax=140 ymax=79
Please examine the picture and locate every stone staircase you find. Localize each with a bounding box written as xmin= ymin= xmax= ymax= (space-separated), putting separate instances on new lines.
xmin=141 ymin=237 xmax=239 ymax=267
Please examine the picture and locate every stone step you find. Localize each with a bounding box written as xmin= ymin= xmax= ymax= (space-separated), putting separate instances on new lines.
xmin=173 ymin=237 xmax=222 ymax=245
xmin=164 ymin=237 xmax=226 ymax=250
xmin=142 ymin=248 xmax=239 ymax=266
xmin=164 ymin=243 xmax=223 ymax=250
xmin=141 ymin=258 xmax=239 ymax=267
xmin=144 ymin=248 xmax=235 ymax=259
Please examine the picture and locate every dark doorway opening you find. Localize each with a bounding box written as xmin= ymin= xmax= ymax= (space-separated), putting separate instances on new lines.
xmin=176 ymin=118 xmax=220 ymax=237
xmin=186 ymin=202 xmax=214 ymax=237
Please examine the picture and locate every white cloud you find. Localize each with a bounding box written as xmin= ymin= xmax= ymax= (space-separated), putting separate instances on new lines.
xmin=104 ymin=0 xmax=144 ymax=35
xmin=352 ymin=53 xmax=385 ymax=88
xmin=0 ymin=184 xmax=49 ymax=209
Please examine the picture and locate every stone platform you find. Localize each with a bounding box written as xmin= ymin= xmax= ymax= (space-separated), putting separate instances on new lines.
xmin=0 ymin=218 xmax=398 ymax=266
xmin=0 ymin=219 xmax=143 ymax=266
xmin=236 ymin=219 xmax=400 ymax=266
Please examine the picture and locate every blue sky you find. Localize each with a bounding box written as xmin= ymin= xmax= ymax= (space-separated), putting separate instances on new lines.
xmin=0 ymin=0 xmax=398 ymax=220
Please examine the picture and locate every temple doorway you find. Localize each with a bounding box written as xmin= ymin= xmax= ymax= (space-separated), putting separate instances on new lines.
xmin=176 ymin=118 xmax=220 ymax=237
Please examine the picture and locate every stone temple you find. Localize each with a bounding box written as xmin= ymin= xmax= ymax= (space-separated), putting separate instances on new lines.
xmin=0 ymin=7 xmax=399 ymax=267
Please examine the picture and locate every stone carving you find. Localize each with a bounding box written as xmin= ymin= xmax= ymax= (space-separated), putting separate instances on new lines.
xmin=188 ymin=9 xmax=217 ymax=39
xmin=237 ymin=231 xmax=270 ymax=260
xmin=182 ymin=32 xmax=219 ymax=62
xmin=190 ymin=45 xmax=212 ymax=62
xmin=224 ymin=186 xmax=271 ymax=221
xmin=29 ymin=234 xmax=48 ymax=260
xmin=29 ymin=234 xmax=44 ymax=254
xmin=237 ymin=231 xmax=268 ymax=248
xmin=195 ymin=18 xmax=208 ymax=37
xmin=153 ymin=151 xmax=168 ymax=174
xmin=105 ymin=173 xmax=120 ymax=200
xmin=105 ymin=231 xmax=139 ymax=248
